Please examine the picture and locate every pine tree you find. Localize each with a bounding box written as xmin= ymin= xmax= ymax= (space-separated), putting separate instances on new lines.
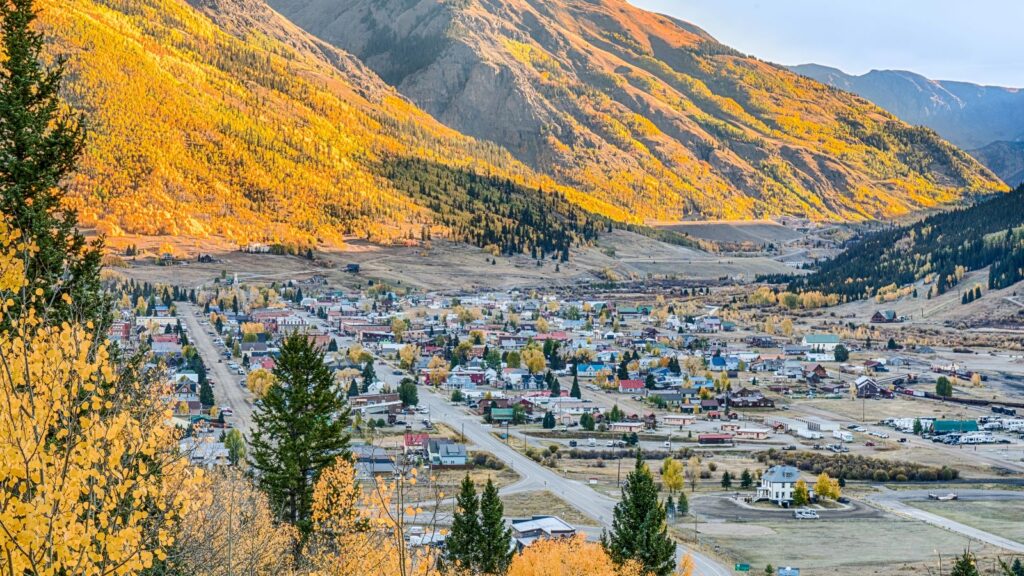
xmin=580 ymin=412 xmax=595 ymax=431
xmin=249 ymin=333 xmax=350 ymax=536
xmin=199 ymin=380 xmax=215 ymax=407
xmin=548 ymin=371 xmax=561 ymax=397
xmin=950 ymin=551 xmax=979 ymax=576
xmin=477 ymin=478 xmax=513 ymax=575
xmin=347 ymin=380 xmax=359 ymax=398
xmin=0 ymin=0 xmax=106 ymax=330
xmin=740 ymin=469 xmax=754 ymax=489
xmin=570 ymin=374 xmax=582 ymax=398
xmin=721 ymin=471 xmax=733 ymax=488
xmin=602 ymin=451 xmax=676 ymax=576
xmin=676 ymin=490 xmax=688 ymax=516
xmin=446 ymin=475 xmax=480 ymax=571
xmin=542 ymin=411 xmax=556 ymax=429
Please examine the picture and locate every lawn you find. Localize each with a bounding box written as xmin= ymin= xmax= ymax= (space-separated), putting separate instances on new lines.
xmin=701 ymin=518 xmax=992 ymax=576
xmin=500 ymin=490 xmax=598 ymax=527
xmin=911 ymin=500 xmax=1024 ymax=545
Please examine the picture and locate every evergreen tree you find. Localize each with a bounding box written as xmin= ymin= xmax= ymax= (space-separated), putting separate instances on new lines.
xmin=446 ymin=475 xmax=480 ymax=571
xmin=740 ymin=469 xmax=754 ymax=489
xmin=199 ymin=380 xmax=215 ymax=407
xmin=645 ymin=373 xmax=657 ymax=389
xmin=665 ymin=495 xmax=675 ymax=516
xmin=0 ymin=0 xmax=107 ymax=331
xmin=477 ymin=478 xmax=514 ymax=575
xmin=362 ymin=360 xmax=376 ymax=388
xmin=548 ymin=372 xmax=561 ymax=398
xmin=570 ymin=374 xmax=582 ymax=399
xmin=1009 ymin=558 xmax=1023 ymax=576
xmin=326 ymin=338 xmax=338 ymax=352
xmin=347 ymin=380 xmax=359 ymax=398
xmin=542 ymin=411 xmax=556 ymax=429
xmin=580 ymin=412 xmax=595 ymax=431
xmin=676 ymin=490 xmax=688 ymax=516
xmin=602 ymin=452 xmax=676 ymax=576
xmin=249 ymin=333 xmax=350 ymax=536
xmin=950 ymin=551 xmax=979 ymax=576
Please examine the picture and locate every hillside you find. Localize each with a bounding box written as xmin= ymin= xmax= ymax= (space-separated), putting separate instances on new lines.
xmin=789 ymin=64 xmax=1024 ymax=186
xmin=773 ymin=185 xmax=1024 ymax=301
xmin=970 ymin=141 xmax=1024 ymax=187
xmin=41 ymin=0 xmax=627 ymax=254
xmin=268 ymin=0 xmax=1006 ymax=221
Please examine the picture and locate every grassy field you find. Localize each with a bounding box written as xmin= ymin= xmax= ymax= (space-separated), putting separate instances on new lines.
xmin=654 ymin=220 xmax=803 ymax=245
xmin=701 ymin=518 xmax=999 ymax=576
xmin=500 ymin=490 xmax=597 ymax=526
xmin=911 ymin=500 xmax=1024 ymax=545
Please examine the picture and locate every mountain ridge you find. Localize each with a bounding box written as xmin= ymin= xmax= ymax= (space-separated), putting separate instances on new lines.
xmin=789 ymin=63 xmax=1024 ymax=151
xmin=268 ymin=0 xmax=1006 ymax=221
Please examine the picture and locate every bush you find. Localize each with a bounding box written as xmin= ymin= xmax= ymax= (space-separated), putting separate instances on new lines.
xmin=757 ymin=449 xmax=955 ymax=483
xmin=708 ymin=462 xmax=718 ymax=472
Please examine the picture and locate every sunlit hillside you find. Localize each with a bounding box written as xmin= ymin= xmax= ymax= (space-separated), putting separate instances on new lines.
xmin=43 ymin=0 xmax=627 ymax=251
xmin=270 ymin=0 xmax=1009 ymax=221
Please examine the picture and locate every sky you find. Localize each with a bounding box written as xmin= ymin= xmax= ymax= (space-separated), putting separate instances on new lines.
xmin=631 ymin=0 xmax=1024 ymax=87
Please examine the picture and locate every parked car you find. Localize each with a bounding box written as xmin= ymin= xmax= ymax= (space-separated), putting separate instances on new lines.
xmin=793 ymin=509 xmax=819 ymax=519
xmin=569 ymin=440 xmax=578 ymax=448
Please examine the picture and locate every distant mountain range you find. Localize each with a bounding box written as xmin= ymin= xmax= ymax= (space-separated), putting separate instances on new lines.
xmin=268 ymin=0 xmax=1003 ymax=221
xmin=789 ymin=64 xmax=1024 ymax=186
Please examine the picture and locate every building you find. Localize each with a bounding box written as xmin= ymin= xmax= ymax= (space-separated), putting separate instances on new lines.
xmin=871 ymin=310 xmax=903 ymax=324
xmin=352 ymin=445 xmax=397 ymax=479
xmin=854 ymin=376 xmax=894 ymax=398
xmin=618 ymin=379 xmax=646 ymax=394
xmin=510 ymin=516 xmax=576 ymax=551
xmin=427 ymin=439 xmax=468 ymax=468
xmin=757 ymin=465 xmax=801 ymax=505
xmin=801 ymin=334 xmax=841 ymax=352
xmin=932 ymin=420 xmax=979 ymax=434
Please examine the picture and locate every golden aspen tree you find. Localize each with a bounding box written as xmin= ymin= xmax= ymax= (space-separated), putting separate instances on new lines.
xmin=0 ymin=225 xmax=202 ymax=575
xmin=507 ymin=535 xmax=644 ymax=576
xmin=170 ymin=470 xmax=297 ymax=575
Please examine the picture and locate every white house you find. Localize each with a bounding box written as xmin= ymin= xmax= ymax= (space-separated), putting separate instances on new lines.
xmin=757 ymin=465 xmax=801 ymax=505
xmin=801 ymin=334 xmax=841 ymax=352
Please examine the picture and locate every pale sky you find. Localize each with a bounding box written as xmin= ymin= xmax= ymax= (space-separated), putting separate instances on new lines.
xmin=631 ymin=0 xmax=1024 ymax=87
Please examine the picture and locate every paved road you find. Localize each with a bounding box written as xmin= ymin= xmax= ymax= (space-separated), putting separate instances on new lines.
xmin=179 ymin=302 xmax=256 ymax=435
xmin=866 ymin=488 xmax=1024 ymax=553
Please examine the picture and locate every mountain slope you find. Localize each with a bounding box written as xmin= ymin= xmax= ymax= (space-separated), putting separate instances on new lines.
xmin=789 ymin=64 xmax=1024 ymax=150
xmin=773 ymin=185 xmax=1024 ymax=301
xmin=41 ymin=0 xmax=626 ymax=252
xmin=268 ymin=0 xmax=1006 ymax=221
xmin=971 ymin=141 xmax=1024 ymax=188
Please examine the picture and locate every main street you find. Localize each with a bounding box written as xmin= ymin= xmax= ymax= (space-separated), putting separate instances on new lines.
xmin=178 ymin=302 xmax=256 ymax=435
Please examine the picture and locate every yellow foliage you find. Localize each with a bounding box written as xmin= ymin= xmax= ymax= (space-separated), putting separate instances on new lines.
xmin=172 ymin=470 xmax=296 ymax=575
xmin=0 ymin=245 xmax=200 ymax=574
xmin=246 ymin=368 xmax=277 ymax=398
xmin=507 ymin=535 xmax=644 ymax=576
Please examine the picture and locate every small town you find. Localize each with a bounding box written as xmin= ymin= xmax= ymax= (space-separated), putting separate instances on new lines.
xmin=2 ymin=1 xmax=1024 ymax=576
xmin=98 ymin=245 xmax=1024 ymax=576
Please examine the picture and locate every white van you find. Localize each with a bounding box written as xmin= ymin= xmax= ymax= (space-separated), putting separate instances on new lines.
xmin=793 ymin=509 xmax=819 ymax=520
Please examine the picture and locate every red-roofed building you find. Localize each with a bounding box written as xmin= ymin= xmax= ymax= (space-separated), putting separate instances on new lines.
xmin=618 ymin=379 xmax=646 ymax=394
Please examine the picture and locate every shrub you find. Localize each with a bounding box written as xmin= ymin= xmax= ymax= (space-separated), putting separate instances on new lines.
xmin=872 ymin=470 xmax=889 ymax=482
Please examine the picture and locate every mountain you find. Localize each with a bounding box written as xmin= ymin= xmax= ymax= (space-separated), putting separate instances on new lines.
xmin=771 ymin=185 xmax=1024 ymax=300
xmin=789 ymin=64 xmax=1024 ymax=185
xmin=267 ymin=0 xmax=1005 ymax=221
xmin=968 ymin=141 xmax=1024 ymax=188
xmin=42 ymin=0 xmax=627 ymax=253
